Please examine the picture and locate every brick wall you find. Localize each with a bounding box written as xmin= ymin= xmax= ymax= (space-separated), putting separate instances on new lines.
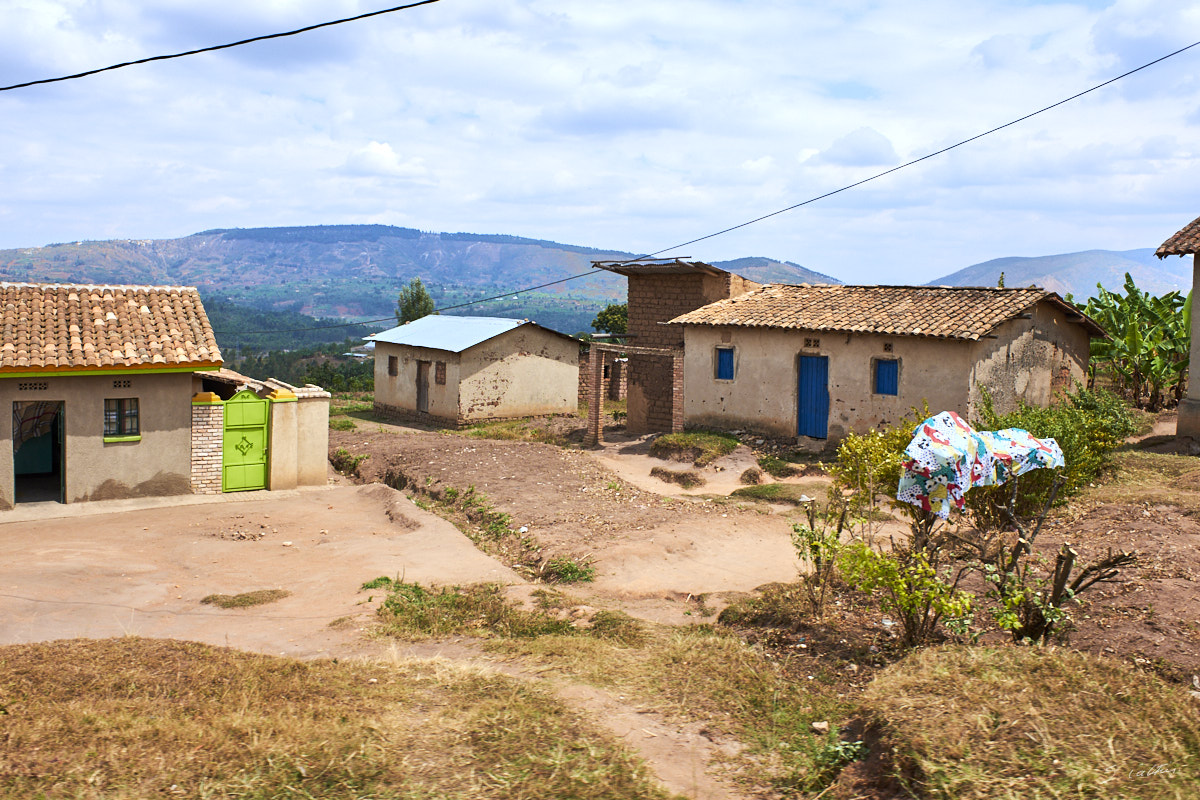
xmin=190 ymin=401 xmax=223 ymax=494
xmin=626 ymin=352 xmax=683 ymax=433
xmin=578 ymin=349 xmax=628 ymax=405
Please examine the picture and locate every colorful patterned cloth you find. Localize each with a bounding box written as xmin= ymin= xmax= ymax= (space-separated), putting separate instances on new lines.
xmin=897 ymin=411 xmax=1064 ymax=518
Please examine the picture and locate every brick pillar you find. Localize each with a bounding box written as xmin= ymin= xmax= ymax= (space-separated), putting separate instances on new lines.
xmin=191 ymin=392 xmax=224 ymax=494
xmin=585 ymin=347 xmax=604 ymax=446
xmin=670 ymin=351 xmax=685 ymax=433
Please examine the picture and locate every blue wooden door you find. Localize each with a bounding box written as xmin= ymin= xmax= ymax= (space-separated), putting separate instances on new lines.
xmin=797 ymin=355 xmax=829 ymax=439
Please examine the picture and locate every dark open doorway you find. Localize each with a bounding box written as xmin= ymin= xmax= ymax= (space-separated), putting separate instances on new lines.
xmin=13 ymin=401 xmax=64 ymax=503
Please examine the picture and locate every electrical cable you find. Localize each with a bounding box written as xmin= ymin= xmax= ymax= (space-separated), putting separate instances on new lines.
xmin=0 ymin=0 xmax=442 ymax=93
xmin=213 ymin=37 xmax=1200 ymax=337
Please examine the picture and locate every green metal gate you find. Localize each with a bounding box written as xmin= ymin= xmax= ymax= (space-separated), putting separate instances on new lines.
xmin=223 ymin=389 xmax=269 ymax=492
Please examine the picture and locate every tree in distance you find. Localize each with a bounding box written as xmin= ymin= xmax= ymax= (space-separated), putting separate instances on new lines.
xmin=591 ymin=302 xmax=628 ymax=335
xmin=396 ymin=277 xmax=436 ymax=324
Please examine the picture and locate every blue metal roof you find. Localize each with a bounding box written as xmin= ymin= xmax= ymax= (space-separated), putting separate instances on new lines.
xmin=370 ymin=315 xmax=529 ymax=353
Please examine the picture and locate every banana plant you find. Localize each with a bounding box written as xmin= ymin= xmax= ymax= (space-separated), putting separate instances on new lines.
xmin=1076 ymin=274 xmax=1190 ymax=410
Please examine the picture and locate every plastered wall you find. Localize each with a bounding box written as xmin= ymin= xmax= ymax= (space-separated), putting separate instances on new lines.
xmin=681 ymin=326 xmax=972 ymax=441
xmin=373 ymin=342 xmax=462 ymax=424
xmin=967 ymin=302 xmax=1091 ymax=415
xmin=458 ymin=327 xmax=578 ymax=421
xmin=0 ymin=371 xmax=194 ymax=508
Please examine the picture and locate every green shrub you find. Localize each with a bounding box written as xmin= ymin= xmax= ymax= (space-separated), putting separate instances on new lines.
xmin=971 ymin=386 xmax=1136 ymax=515
xmin=838 ymin=542 xmax=973 ymax=647
xmin=329 ymin=447 xmax=368 ymax=476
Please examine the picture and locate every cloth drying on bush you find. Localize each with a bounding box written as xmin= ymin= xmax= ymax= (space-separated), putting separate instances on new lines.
xmin=897 ymin=411 xmax=1064 ymax=518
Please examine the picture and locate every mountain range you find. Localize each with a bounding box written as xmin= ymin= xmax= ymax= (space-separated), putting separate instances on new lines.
xmin=929 ymin=248 xmax=1192 ymax=298
xmin=0 ymin=225 xmax=1190 ymax=340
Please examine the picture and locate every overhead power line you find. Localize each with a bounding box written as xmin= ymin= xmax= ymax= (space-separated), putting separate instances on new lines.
xmin=0 ymin=0 xmax=442 ymax=93
xmin=211 ymin=269 xmax=601 ymax=335
xmin=218 ymin=37 xmax=1200 ymax=338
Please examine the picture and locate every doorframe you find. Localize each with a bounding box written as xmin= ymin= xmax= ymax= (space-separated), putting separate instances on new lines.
xmin=12 ymin=400 xmax=66 ymax=504
xmin=796 ymin=354 xmax=830 ymax=439
xmin=416 ymin=360 xmax=431 ymax=414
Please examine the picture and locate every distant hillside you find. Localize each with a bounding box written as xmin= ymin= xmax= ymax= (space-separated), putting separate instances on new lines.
xmin=0 ymin=225 xmax=827 ymax=334
xmin=713 ymin=257 xmax=841 ymax=285
xmin=929 ymin=249 xmax=1192 ymax=299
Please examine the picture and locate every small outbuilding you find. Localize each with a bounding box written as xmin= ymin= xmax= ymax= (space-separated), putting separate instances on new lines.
xmin=0 ymin=282 xmax=222 ymax=507
xmin=0 ymin=282 xmax=330 ymax=508
xmin=669 ymin=284 xmax=1105 ymax=444
xmin=371 ymin=315 xmax=579 ymax=426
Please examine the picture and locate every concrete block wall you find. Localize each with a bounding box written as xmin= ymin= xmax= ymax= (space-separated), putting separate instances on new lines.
xmin=190 ymin=397 xmax=223 ymax=494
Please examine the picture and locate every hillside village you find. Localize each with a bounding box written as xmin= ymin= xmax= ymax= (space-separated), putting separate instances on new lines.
xmin=7 ymin=0 xmax=1200 ymax=792
xmin=0 ymin=214 xmax=1198 ymax=798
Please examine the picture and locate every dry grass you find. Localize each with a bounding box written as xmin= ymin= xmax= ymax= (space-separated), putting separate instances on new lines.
xmin=649 ymin=430 xmax=739 ymax=467
xmin=0 ymin=638 xmax=670 ymax=800
xmin=199 ymin=588 xmax=290 ymax=608
xmin=1075 ymin=450 xmax=1200 ymax=508
xmin=491 ymin=626 xmax=854 ymax=794
xmin=862 ymin=645 xmax=1200 ymax=799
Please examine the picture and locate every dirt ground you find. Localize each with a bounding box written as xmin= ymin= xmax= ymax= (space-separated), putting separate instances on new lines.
xmin=0 ymin=484 xmax=519 ymax=658
xmin=4 ymin=412 xmax=1198 ymax=800
xmin=329 ymin=421 xmax=808 ymax=618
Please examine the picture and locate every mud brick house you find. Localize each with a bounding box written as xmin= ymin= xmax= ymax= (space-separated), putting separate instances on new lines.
xmin=592 ymin=259 xmax=760 ymax=434
xmin=371 ymin=315 xmax=579 ymax=426
xmin=0 ymin=283 xmax=222 ymax=507
xmin=669 ymin=284 xmax=1105 ymax=444
xmin=1156 ymin=215 xmax=1200 ymax=438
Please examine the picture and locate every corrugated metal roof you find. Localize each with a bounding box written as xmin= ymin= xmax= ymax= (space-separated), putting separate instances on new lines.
xmin=370 ymin=315 xmax=529 ymax=353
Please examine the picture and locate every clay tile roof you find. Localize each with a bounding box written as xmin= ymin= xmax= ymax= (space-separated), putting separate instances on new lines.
xmin=1156 ymin=215 xmax=1200 ymax=257
xmin=668 ymin=284 xmax=1105 ymax=340
xmin=0 ymin=283 xmax=222 ymax=374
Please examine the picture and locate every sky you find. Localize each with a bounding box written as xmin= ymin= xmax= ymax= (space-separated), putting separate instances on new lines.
xmin=1 ymin=0 xmax=1199 ymax=284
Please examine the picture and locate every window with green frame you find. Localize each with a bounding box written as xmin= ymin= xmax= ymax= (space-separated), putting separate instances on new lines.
xmin=104 ymin=398 xmax=139 ymax=437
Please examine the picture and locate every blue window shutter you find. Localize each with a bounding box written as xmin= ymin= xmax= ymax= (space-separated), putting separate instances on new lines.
xmin=716 ymin=348 xmax=734 ymax=380
xmin=875 ymin=359 xmax=898 ymax=395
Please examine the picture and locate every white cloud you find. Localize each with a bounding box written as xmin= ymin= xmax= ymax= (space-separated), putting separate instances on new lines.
xmin=0 ymin=0 xmax=1197 ymax=283
xmin=341 ymin=141 xmax=430 ymax=180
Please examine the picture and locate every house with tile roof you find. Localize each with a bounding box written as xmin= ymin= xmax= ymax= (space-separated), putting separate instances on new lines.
xmin=1156 ymin=216 xmax=1200 ymax=438
xmin=0 ymin=283 xmax=331 ymax=507
xmin=668 ymin=284 xmax=1105 ymax=444
xmin=0 ymin=283 xmax=222 ymax=506
xmin=370 ymin=315 xmax=579 ymax=426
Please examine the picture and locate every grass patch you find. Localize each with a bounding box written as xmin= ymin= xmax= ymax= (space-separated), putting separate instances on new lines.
xmin=0 ymin=638 xmax=668 ymax=800
xmin=1082 ymin=450 xmax=1200 ymax=507
xmin=740 ymin=466 xmax=763 ymax=484
xmin=649 ymin=465 xmax=706 ymax=488
xmin=718 ymin=582 xmax=810 ymax=630
xmin=329 ymin=416 xmax=357 ymax=431
xmin=329 ymin=447 xmax=368 ymax=476
xmin=649 ymin=430 xmax=739 ymax=466
xmin=731 ymin=483 xmax=818 ymax=505
xmin=373 ymin=580 xmax=576 ymax=639
xmin=862 ymin=645 xmax=1200 ymax=799
xmin=540 ymin=555 xmax=597 ymax=584
xmin=460 ymin=416 xmax=575 ymax=446
xmin=200 ymin=589 xmax=290 ymax=608
xmin=758 ymin=454 xmax=803 ymax=478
